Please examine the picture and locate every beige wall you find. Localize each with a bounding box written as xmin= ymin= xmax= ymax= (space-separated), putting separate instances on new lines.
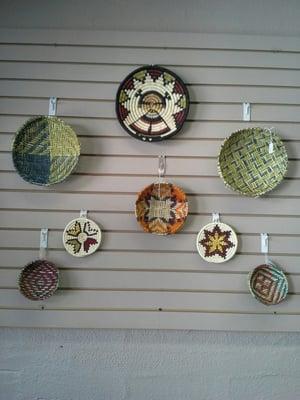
xmin=0 ymin=0 xmax=300 ymax=36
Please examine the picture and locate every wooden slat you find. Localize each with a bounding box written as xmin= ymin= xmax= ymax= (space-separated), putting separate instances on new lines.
xmin=0 ymin=289 xmax=297 ymax=313
xmin=0 ymin=158 xmax=300 ymax=183
xmin=1 ymin=115 xmax=300 ymax=140
xmin=2 ymin=80 xmax=300 ymax=104
xmin=0 ymin=309 xmax=300 ymax=331
xmin=1 ymin=268 xmax=297 ymax=292
xmin=1 ymin=98 xmax=300 ymax=121
xmin=0 ymin=230 xmax=299 ymax=254
xmin=0 ymin=63 xmax=299 ymax=87
xmin=1 ymin=172 xmax=300 ymax=196
xmin=1 ymin=29 xmax=300 ymax=51
xmin=1 ymin=134 xmax=298 ymax=158
xmin=0 ymin=249 xmax=298 ymax=273
xmin=0 ymin=210 xmax=300 ymax=235
xmin=2 ymin=44 xmax=300 ymax=68
xmin=0 ymin=191 xmax=299 ymax=215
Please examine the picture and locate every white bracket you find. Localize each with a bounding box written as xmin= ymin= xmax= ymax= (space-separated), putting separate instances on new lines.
xmin=261 ymin=233 xmax=269 ymax=254
xmin=267 ymin=127 xmax=275 ymax=154
xmin=212 ymin=212 xmax=220 ymax=223
xmin=158 ymin=155 xmax=166 ymax=179
xmin=39 ymin=228 xmax=48 ymax=259
xmin=80 ymin=209 xmax=88 ymax=218
xmin=269 ymin=141 xmax=274 ymax=154
xmin=48 ymin=97 xmax=57 ymax=116
xmin=242 ymin=102 xmax=251 ymax=121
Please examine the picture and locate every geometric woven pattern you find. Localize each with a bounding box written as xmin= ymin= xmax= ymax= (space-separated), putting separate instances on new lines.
xmin=196 ymin=222 xmax=238 ymax=263
xmin=135 ymin=182 xmax=188 ymax=235
xmin=12 ymin=116 xmax=80 ymax=186
xmin=248 ymin=263 xmax=288 ymax=306
xmin=218 ymin=127 xmax=288 ymax=197
xmin=116 ymin=66 xmax=189 ymax=142
xmin=63 ymin=217 xmax=102 ymax=257
xmin=18 ymin=259 xmax=59 ymax=301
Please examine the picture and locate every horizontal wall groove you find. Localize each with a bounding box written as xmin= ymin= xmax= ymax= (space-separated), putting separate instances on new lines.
xmin=2 ymin=96 xmax=300 ymax=107
xmin=1 ymin=188 xmax=300 ymax=200
xmin=2 ymin=59 xmax=300 ymax=71
xmin=8 ymin=172 xmax=300 ymax=183
xmin=1 ymin=227 xmax=300 ymax=238
xmin=1 ymin=41 xmax=300 ymax=54
xmin=2 ymin=266 xmax=300 ymax=276
xmin=2 ymin=208 xmax=300 ymax=218
xmin=0 ymin=247 xmax=299 ymax=257
xmin=0 ymin=306 xmax=298 ymax=315
xmin=2 ymin=113 xmax=300 ymax=124
xmin=2 ymin=77 xmax=300 ymax=90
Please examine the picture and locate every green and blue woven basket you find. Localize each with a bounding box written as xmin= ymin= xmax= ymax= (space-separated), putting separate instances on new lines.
xmin=12 ymin=116 xmax=80 ymax=186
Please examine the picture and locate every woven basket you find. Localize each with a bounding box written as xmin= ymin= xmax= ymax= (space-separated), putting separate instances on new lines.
xmin=218 ymin=127 xmax=288 ymax=197
xmin=135 ymin=182 xmax=188 ymax=235
xmin=116 ymin=65 xmax=189 ymax=142
xmin=18 ymin=259 xmax=59 ymax=301
xmin=63 ymin=217 xmax=102 ymax=257
xmin=12 ymin=116 xmax=80 ymax=186
xmin=196 ymin=222 xmax=238 ymax=263
xmin=248 ymin=263 xmax=288 ymax=305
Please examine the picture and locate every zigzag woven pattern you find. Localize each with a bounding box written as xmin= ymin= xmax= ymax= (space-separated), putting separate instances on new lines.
xmin=116 ymin=65 xmax=189 ymax=142
xmin=18 ymin=259 xmax=59 ymax=301
xmin=218 ymin=127 xmax=288 ymax=197
xmin=12 ymin=116 xmax=80 ymax=186
xmin=248 ymin=263 xmax=288 ymax=305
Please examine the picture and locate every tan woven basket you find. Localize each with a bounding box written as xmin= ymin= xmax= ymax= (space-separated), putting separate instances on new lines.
xmin=248 ymin=262 xmax=288 ymax=305
xmin=135 ymin=182 xmax=188 ymax=235
xmin=18 ymin=259 xmax=59 ymax=301
xmin=196 ymin=222 xmax=238 ymax=263
xmin=63 ymin=217 xmax=102 ymax=257
xmin=218 ymin=127 xmax=288 ymax=197
xmin=116 ymin=65 xmax=189 ymax=142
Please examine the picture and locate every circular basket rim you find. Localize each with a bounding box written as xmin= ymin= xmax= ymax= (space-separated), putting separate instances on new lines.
xmin=62 ymin=216 xmax=102 ymax=257
xmin=248 ymin=262 xmax=289 ymax=306
xmin=135 ymin=181 xmax=188 ymax=235
xmin=115 ymin=65 xmax=190 ymax=142
xmin=12 ymin=115 xmax=81 ymax=186
xmin=18 ymin=258 xmax=59 ymax=301
xmin=196 ymin=221 xmax=238 ymax=263
xmin=217 ymin=127 xmax=289 ymax=197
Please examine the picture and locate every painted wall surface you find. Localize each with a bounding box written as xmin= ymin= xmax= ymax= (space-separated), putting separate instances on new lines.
xmin=1 ymin=0 xmax=300 ymax=399
xmin=1 ymin=327 xmax=300 ymax=400
xmin=1 ymin=0 xmax=300 ymax=36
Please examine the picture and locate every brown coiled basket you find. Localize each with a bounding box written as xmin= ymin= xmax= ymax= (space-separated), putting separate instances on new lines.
xmin=18 ymin=259 xmax=59 ymax=301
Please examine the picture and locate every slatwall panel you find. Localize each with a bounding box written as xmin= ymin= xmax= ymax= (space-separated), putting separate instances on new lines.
xmin=0 ymin=29 xmax=300 ymax=331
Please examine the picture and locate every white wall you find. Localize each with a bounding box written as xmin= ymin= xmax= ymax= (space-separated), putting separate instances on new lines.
xmin=1 ymin=1 xmax=300 ymax=399
xmin=1 ymin=327 xmax=300 ymax=400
